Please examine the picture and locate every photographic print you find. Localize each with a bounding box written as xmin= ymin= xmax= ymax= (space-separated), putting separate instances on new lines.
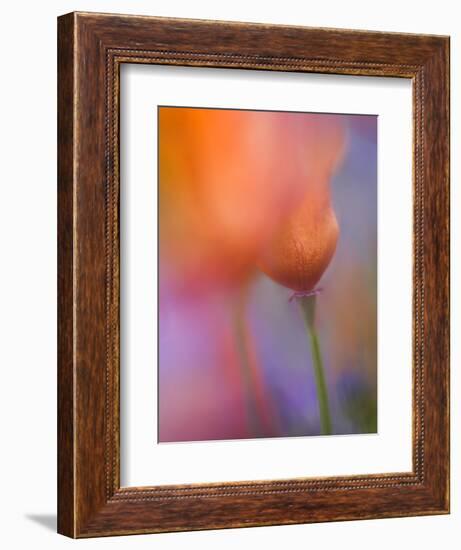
xmin=158 ymin=106 xmax=377 ymax=443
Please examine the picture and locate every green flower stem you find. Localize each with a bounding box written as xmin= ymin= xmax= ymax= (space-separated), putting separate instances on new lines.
xmin=297 ymin=295 xmax=332 ymax=435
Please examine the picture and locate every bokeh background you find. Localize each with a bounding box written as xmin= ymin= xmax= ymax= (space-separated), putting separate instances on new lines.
xmin=158 ymin=108 xmax=377 ymax=442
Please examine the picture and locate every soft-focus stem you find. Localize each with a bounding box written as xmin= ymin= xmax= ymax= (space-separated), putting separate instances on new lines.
xmin=297 ymin=295 xmax=332 ymax=435
xmin=232 ymin=289 xmax=263 ymax=437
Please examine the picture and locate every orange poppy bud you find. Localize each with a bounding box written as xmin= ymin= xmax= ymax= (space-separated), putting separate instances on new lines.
xmin=257 ymin=117 xmax=345 ymax=292
xmin=258 ymin=191 xmax=340 ymax=292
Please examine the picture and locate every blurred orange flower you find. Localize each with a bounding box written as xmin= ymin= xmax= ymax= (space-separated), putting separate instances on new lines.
xmin=159 ymin=107 xmax=345 ymax=294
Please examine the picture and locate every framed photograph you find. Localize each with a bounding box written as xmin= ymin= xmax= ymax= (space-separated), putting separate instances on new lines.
xmin=57 ymin=12 xmax=450 ymax=537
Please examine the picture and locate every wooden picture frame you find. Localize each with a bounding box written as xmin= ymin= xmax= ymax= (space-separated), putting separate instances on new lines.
xmin=57 ymin=12 xmax=450 ymax=538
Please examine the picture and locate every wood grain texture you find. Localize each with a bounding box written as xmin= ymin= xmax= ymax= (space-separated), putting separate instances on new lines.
xmin=57 ymin=11 xmax=450 ymax=538
xmin=57 ymin=13 xmax=75 ymax=538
